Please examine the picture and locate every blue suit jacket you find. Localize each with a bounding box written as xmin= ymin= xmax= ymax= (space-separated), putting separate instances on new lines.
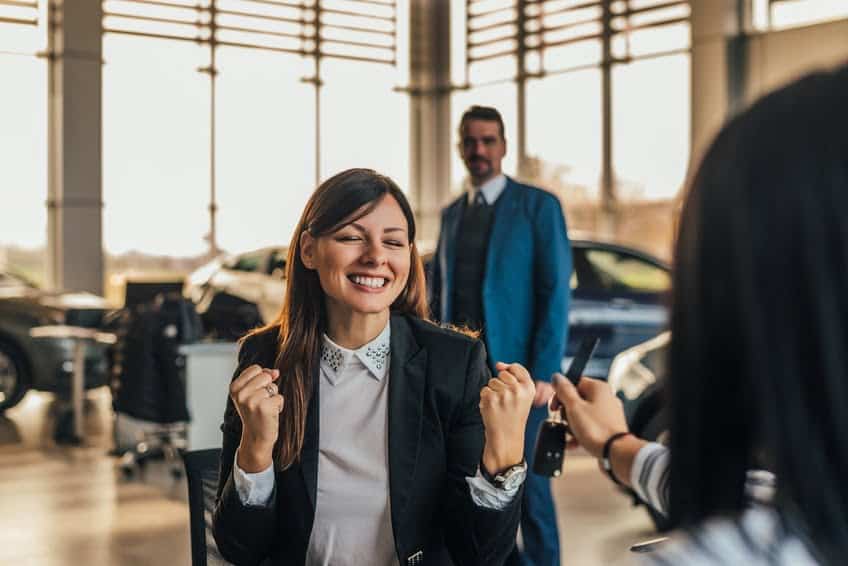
xmin=429 ymin=177 xmax=571 ymax=382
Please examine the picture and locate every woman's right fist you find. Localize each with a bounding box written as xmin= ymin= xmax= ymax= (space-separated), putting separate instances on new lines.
xmin=230 ymin=364 xmax=284 ymax=472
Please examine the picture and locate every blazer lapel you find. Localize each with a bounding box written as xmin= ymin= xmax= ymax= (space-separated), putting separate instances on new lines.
xmin=485 ymin=178 xmax=520 ymax=284
xmin=300 ymin=360 xmax=321 ymax=511
xmin=388 ymin=314 xmax=427 ymax=527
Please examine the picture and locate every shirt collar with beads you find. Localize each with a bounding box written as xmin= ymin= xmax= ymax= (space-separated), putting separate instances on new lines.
xmin=319 ymin=322 xmax=391 ymax=385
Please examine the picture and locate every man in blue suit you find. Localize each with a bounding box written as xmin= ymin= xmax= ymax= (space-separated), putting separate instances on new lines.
xmin=428 ymin=105 xmax=571 ymax=566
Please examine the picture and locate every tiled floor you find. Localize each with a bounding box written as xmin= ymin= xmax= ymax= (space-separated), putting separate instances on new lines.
xmin=0 ymin=388 xmax=654 ymax=565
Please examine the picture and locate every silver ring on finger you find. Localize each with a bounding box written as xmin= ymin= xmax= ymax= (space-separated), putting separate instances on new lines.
xmin=264 ymin=384 xmax=275 ymax=398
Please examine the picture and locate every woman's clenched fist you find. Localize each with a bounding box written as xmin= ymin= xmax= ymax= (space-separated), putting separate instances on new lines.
xmin=230 ymin=364 xmax=284 ymax=472
xmin=479 ymin=361 xmax=536 ymax=474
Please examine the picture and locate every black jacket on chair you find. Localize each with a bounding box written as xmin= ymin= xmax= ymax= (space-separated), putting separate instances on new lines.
xmin=212 ymin=314 xmax=522 ymax=566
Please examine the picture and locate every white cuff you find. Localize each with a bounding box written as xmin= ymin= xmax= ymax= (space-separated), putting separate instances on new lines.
xmin=232 ymin=449 xmax=276 ymax=507
xmin=465 ymin=468 xmax=522 ymax=510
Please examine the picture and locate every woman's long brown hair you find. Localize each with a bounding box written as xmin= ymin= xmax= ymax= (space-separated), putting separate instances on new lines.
xmin=251 ymin=168 xmax=428 ymax=470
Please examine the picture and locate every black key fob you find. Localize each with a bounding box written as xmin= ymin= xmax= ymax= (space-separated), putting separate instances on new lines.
xmin=532 ymin=419 xmax=568 ymax=477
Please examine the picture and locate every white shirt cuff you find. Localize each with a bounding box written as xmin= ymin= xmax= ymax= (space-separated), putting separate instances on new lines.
xmin=465 ymin=468 xmax=522 ymax=510
xmin=232 ymin=449 xmax=276 ymax=507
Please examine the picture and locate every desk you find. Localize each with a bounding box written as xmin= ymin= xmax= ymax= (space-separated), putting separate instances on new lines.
xmin=29 ymin=326 xmax=116 ymax=444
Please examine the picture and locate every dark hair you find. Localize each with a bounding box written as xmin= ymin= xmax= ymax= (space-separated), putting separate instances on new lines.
xmin=459 ymin=105 xmax=506 ymax=141
xmin=251 ymin=168 xmax=428 ymax=470
xmin=667 ymin=64 xmax=848 ymax=562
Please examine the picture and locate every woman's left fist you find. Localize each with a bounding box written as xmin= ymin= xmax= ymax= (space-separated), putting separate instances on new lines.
xmin=479 ymin=362 xmax=536 ymax=472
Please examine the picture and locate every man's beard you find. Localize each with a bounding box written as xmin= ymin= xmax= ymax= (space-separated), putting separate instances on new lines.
xmin=468 ymin=157 xmax=491 ymax=178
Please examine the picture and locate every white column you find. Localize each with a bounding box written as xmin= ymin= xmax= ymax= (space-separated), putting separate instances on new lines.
xmin=46 ymin=0 xmax=104 ymax=294
xmin=407 ymin=0 xmax=453 ymax=245
xmin=690 ymin=0 xmax=736 ymax=169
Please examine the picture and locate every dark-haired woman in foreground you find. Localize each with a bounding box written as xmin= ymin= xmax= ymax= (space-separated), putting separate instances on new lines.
xmin=554 ymin=65 xmax=848 ymax=565
xmin=212 ymin=168 xmax=535 ymax=566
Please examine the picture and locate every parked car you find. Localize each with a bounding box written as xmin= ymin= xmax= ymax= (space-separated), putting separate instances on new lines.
xmin=566 ymin=239 xmax=670 ymax=378
xmin=187 ymin=239 xmax=671 ymax=377
xmin=607 ymin=331 xmax=671 ymax=530
xmin=0 ymin=272 xmax=112 ymax=412
xmin=184 ymin=247 xmax=287 ymax=340
xmin=607 ymin=330 xmax=669 ymax=441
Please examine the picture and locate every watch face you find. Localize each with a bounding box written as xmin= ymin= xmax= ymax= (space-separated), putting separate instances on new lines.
xmin=498 ymin=464 xmax=527 ymax=491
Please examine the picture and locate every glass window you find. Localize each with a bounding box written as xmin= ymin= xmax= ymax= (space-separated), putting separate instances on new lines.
xmin=0 ymin=0 xmax=44 ymax=54
xmin=526 ymin=69 xmax=602 ymax=206
xmin=465 ymin=1 xmax=517 ymax=83
xmin=468 ymin=56 xmax=518 ymax=84
xmin=611 ymin=2 xmax=690 ymax=59
xmin=612 ymin=54 xmax=690 ymax=202
xmin=583 ymin=248 xmax=670 ymax=293
xmin=215 ymin=47 xmax=315 ymax=255
xmin=102 ymin=35 xmax=209 ymax=258
xmin=0 ymin=53 xmax=47 ymax=285
xmin=450 ymin=0 xmax=468 ymax=85
xmin=320 ymin=58 xmax=410 ymax=191
xmin=753 ymin=0 xmax=848 ymax=31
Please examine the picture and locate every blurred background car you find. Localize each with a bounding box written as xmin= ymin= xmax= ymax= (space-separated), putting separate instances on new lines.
xmin=566 ymin=239 xmax=670 ymax=378
xmin=184 ymin=246 xmax=288 ymax=340
xmin=607 ymin=331 xmax=671 ymax=530
xmin=187 ymin=239 xmax=671 ymax=377
xmin=0 ymin=271 xmax=112 ymax=412
xmin=607 ymin=331 xmax=669 ymax=442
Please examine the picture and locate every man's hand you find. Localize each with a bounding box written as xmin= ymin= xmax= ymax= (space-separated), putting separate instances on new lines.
xmin=533 ymin=380 xmax=556 ymax=407
xmin=230 ymin=364 xmax=285 ymax=472
xmin=479 ymin=362 xmax=536 ymax=474
xmin=550 ymin=374 xmax=628 ymax=459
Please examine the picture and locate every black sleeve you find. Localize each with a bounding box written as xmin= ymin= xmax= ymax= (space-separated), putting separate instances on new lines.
xmin=211 ymin=336 xmax=279 ymax=566
xmin=442 ymin=340 xmax=523 ymax=566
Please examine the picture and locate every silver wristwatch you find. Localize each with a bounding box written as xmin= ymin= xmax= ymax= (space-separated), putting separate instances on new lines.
xmin=481 ymin=459 xmax=528 ymax=491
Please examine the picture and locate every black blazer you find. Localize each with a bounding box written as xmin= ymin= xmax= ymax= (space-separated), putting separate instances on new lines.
xmin=213 ymin=314 xmax=522 ymax=566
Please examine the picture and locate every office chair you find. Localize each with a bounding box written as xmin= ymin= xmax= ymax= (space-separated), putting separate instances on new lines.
xmin=183 ymin=448 xmax=231 ymax=566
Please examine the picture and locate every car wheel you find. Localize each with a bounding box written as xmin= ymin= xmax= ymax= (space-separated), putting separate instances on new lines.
xmin=0 ymin=340 xmax=30 ymax=412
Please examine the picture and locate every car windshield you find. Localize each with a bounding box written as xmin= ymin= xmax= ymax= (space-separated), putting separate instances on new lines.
xmin=0 ymin=270 xmax=38 ymax=289
xmin=226 ymin=252 xmax=265 ymax=273
xmin=573 ymin=248 xmax=670 ymax=293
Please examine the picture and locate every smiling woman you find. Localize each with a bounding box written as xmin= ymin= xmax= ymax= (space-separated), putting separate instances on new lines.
xmin=299 ymin=185 xmax=415 ymax=336
xmin=212 ymin=167 xmax=537 ymax=566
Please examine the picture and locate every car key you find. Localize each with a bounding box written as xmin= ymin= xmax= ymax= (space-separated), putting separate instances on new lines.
xmin=531 ymin=336 xmax=601 ymax=477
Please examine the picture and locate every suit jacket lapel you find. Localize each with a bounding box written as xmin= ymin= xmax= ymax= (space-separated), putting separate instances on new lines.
xmin=388 ymin=314 xmax=427 ymax=527
xmin=486 ymin=178 xmax=520 ymax=280
xmin=300 ymin=360 xmax=321 ymax=512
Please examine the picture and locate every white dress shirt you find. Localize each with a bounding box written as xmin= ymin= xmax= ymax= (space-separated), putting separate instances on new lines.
xmin=233 ymin=320 xmax=522 ymax=566
xmin=467 ymin=173 xmax=507 ymax=205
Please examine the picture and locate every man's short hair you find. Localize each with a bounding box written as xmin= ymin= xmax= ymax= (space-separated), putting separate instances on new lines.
xmin=459 ymin=105 xmax=505 ymax=141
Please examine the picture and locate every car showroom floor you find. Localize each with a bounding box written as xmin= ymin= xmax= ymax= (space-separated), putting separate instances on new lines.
xmin=0 ymin=389 xmax=655 ymax=566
